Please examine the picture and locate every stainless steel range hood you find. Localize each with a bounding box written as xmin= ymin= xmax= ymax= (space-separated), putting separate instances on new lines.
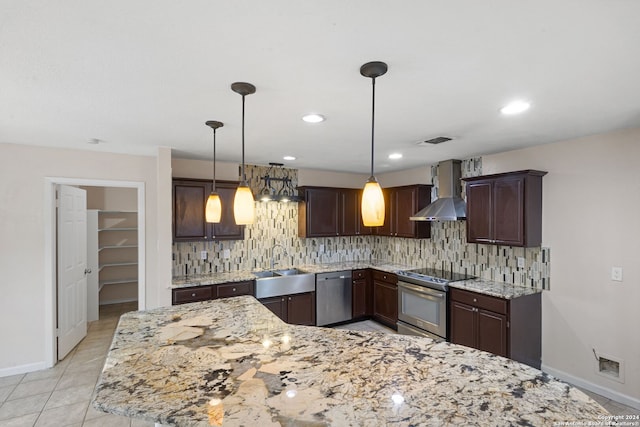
xmin=410 ymin=159 xmax=466 ymax=221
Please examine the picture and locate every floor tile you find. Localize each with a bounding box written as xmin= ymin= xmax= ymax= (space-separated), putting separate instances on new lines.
xmin=0 ymin=374 xmax=25 ymax=388
xmin=0 ymin=412 xmax=39 ymax=427
xmin=604 ymin=400 xmax=640 ymax=416
xmin=130 ymin=418 xmax=156 ymax=427
xmin=34 ymin=401 xmax=88 ymax=427
xmin=84 ymin=403 xmax=108 ymax=421
xmin=7 ymin=379 xmax=59 ymax=401
xmin=21 ymin=365 xmax=65 ymax=384
xmin=0 ymin=393 xmax=50 ymax=421
xmin=0 ymin=385 xmax=15 ymax=403
xmin=55 ymin=369 xmax=99 ymax=391
xmin=81 ymin=413 xmax=131 ymax=427
xmin=44 ymin=384 xmax=94 ymax=410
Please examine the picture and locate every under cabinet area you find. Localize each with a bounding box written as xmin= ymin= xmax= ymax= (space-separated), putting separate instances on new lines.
xmin=463 ymin=170 xmax=547 ymax=247
xmin=172 ymin=178 xmax=244 ymax=242
xmin=372 ymin=270 xmax=398 ymax=329
xmin=171 ymin=280 xmax=254 ymax=305
xmin=259 ymin=292 xmax=316 ymax=326
xmin=449 ymin=287 xmax=541 ymax=369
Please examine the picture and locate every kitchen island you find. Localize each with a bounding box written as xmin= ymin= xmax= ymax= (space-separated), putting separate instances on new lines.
xmin=93 ymin=296 xmax=608 ymax=426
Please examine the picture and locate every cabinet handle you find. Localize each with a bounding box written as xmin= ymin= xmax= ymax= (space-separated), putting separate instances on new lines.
xmin=281 ymin=298 xmax=285 ymax=302
xmin=232 ymin=288 xmax=236 ymax=292
xmin=473 ymin=298 xmax=477 ymax=302
xmin=204 ymin=236 xmax=207 ymax=239
xmin=288 ymin=297 xmax=292 ymax=301
xmin=191 ymin=293 xmax=196 ymax=297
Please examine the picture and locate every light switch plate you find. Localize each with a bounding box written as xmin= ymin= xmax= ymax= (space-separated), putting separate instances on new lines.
xmin=611 ymin=267 xmax=623 ymax=282
xmin=517 ymin=257 xmax=525 ymax=268
xmin=223 ymin=249 xmax=230 ymax=259
xmin=200 ymin=251 xmax=207 ymax=260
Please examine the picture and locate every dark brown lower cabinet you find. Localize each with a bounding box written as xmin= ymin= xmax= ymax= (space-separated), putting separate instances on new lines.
xmin=449 ymin=288 xmax=541 ymax=369
xmin=372 ymin=270 xmax=398 ymax=329
xmin=171 ymin=280 xmax=254 ymax=305
xmin=259 ymin=292 xmax=316 ymax=326
xmin=352 ymin=269 xmax=372 ymax=319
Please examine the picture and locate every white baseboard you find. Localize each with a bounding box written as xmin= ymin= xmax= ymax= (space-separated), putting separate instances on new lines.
xmin=542 ymin=363 xmax=640 ymax=410
xmin=0 ymin=361 xmax=50 ymax=378
xmin=99 ymin=298 xmax=138 ymax=306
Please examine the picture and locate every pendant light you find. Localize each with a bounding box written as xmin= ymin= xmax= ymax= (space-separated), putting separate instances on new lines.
xmin=204 ymin=120 xmax=223 ymax=223
xmin=231 ymin=82 xmax=256 ymax=225
xmin=360 ymin=61 xmax=387 ymax=227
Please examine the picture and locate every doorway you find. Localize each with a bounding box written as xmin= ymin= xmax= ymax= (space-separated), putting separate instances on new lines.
xmin=44 ymin=178 xmax=146 ymax=368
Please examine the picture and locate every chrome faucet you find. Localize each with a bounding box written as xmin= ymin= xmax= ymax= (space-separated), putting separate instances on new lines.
xmin=270 ymin=244 xmax=288 ymax=269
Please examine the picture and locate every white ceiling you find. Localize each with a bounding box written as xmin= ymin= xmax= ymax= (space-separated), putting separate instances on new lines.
xmin=2 ymin=1 xmax=640 ymax=174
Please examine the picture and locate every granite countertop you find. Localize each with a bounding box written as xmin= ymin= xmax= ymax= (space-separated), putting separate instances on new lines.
xmin=93 ymin=296 xmax=608 ymax=426
xmin=449 ymin=278 xmax=542 ymax=299
xmin=171 ymin=261 xmax=415 ymax=289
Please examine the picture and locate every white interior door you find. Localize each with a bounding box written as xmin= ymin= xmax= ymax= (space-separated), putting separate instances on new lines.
xmin=57 ymin=185 xmax=88 ymax=360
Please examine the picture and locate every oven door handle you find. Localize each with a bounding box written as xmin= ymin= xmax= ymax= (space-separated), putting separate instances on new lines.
xmin=398 ymin=281 xmax=445 ymax=299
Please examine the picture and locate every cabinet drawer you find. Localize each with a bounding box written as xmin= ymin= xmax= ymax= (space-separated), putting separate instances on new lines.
xmin=450 ymin=288 xmax=507 ymax=315
xmin=352 ymin=269 xmax=367 ymax=280
xmin=217 ymin=281 xmax=254 ymax=298
xmin=172 ymin=286 xmax=213 ymax=304
xmin=372 ymin=270 xmax=397 ymax=284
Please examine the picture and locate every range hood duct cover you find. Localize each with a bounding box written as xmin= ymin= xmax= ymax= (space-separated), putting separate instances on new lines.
xmin=410 ymin=159 xmax=466 ymax=221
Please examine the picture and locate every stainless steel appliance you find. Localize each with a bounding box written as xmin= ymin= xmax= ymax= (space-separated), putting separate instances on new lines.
xmin=316 ymin=270 xmax=352 ymax=326
xmin=396 ymin=268 xmax=474 ymax=340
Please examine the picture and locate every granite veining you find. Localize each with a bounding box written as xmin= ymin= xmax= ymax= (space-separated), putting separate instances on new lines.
xmin=449 ymin=278 xmax=542 ymax=299
xmin=94 ymin=296 xmax=607 ymax=426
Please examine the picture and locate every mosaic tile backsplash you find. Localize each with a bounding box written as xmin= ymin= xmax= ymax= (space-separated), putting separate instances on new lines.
xmin=173 ymin=160 xmax=551 ymax=290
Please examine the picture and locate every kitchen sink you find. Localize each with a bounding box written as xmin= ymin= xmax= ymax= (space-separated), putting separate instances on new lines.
xmin=254 ymin=269 xmax=315 ymax=299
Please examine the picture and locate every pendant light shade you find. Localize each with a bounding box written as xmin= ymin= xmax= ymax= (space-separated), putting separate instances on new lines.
xmin=360 ymin=61 xmax=388 ymax=227
xmin=205 ymin=120 xmax=223 ymax=223
xmin=231 ymin=82 xmax=256 ymax=225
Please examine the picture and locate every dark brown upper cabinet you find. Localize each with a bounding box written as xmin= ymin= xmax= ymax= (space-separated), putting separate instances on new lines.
xmin=463 ymin=170 xmax=547 ymax=247
xmin=172 ymin=178 xmax=245 ymax=242
xmin=375 ymin=185 xmax=432 ymax=239
xmin=298 ymin=187 xmax=372 ymax=238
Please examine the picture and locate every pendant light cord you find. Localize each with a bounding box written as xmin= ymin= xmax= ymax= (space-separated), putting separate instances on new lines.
xmin=241 ymin=94 xmax=246 ymax=183
xmin=370 ymin=77 xmax=376 ymax=178
xmin=212 ymin=128 xmax=217 ymax=192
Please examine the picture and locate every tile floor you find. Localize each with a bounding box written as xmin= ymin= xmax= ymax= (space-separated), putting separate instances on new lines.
xmin=1 ymin=307 xmax=637 ymax=426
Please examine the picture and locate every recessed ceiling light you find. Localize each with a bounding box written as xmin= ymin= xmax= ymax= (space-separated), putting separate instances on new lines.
xmin=388 ymin=153 xmax=403 ymax=160
xmin=501 ymin=100 xmax=531 ymax=115
xmin=302 ymin=114 xmax=325 ymax=123
xmin=283 ymin=155 xmax=296 ymax=161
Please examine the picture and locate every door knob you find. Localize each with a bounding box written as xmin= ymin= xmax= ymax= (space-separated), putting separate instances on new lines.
xmin=84 ymin=268 xmax=92 ymax=275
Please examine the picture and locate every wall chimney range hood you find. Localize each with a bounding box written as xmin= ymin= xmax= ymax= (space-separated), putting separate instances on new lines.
xmin=410 ymin=159 xmax=466 ymax=221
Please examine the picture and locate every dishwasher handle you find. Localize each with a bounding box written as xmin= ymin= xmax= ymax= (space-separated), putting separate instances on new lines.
xmin=323 ymin=275 xmax=348 ymax=280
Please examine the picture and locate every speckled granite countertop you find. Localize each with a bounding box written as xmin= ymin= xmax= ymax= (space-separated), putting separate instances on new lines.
xmin=449 ymin=279 xmax=542 ymax=299
xmin=93 ymin=296 xmax=607 ymax=426
xmin=171 ymin=261 xmax=414 ymax=289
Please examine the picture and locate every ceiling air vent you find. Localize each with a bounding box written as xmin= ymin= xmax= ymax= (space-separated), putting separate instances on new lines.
xmin=417 ymin=136 xmax=452 ymax=146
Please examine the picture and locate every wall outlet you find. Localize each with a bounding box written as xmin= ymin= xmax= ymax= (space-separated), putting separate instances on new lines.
xmin=319 ymin=244 xmax=325 ymax=253
xmin=223 ymin=249 xmax=230 ymax=259
xmin=517 ymin=257 xmax=525 ymax=269
xmin=611 ymin=266 xmax=623 ymax=282
xmin=200 ymin=251 xmax=207 ymax=260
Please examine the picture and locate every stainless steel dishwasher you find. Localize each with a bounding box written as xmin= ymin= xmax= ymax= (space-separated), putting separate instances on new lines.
xmin=316 ymin=270 xmax=352 ymax=326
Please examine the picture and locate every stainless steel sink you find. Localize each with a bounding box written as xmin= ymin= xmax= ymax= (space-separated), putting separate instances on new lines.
xmin=254 ymin=269 xmax=315 ymax=299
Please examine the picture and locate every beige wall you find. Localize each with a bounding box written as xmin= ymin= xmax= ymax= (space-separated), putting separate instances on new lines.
xmin=0 ymin=143 xmax=165 ymax=374
xmin=378 ymin=165 xmax=432 ymax=187
xmin=483 ymin=128 xmax=640 ymax=406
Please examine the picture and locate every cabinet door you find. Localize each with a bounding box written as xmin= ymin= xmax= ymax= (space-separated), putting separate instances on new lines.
xmin=352 ymin=278 xmax=367 ymax=318
xmin=173 ymin=181 xmax=210 ymax=241
xmin=466 ymin=181 xmax=493 ymax=244
xmin=477 ymin=309 xmax=508 ymax=357
xmin=287 ymin=292 xmax=316 ymax=326
xmin=450 ymin=300 xmax=477 ymax=348
xmin=375 ymin=188 xmax=394 ymax=236
xmin=340 ymin=189 xmax=360 ymax=236
xmin=373 ymin=280 xmax=397 ymax=328
xmin=301 ymin=188 xmax=340 ymax=237
xmin=492 ymin=177 xmax=525 ymax=246
xmin=394 ymin=186 xmax=420 ymax=238
xmin=259 ymin=296 xmax=287 ymax=322
xmin=212 ymin=184 xmax=245 ymax=241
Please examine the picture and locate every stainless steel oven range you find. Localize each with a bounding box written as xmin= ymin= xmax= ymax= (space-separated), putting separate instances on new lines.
xmin=396 ymin=268 xmax=474 ymax=340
